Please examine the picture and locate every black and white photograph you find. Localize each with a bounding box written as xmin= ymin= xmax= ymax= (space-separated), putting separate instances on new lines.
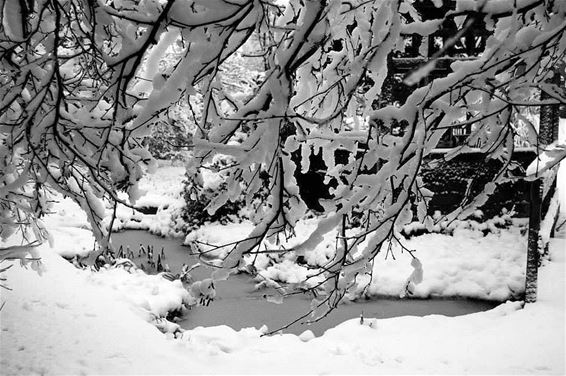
xmin=1 ymin=0 xmax=565 ymax=374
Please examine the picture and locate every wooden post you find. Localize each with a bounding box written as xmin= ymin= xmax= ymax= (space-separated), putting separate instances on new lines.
xmin=525 ymin=178 xmax=542 ymax=303
xmin=524 ymin=71 xmax=560 ymax=303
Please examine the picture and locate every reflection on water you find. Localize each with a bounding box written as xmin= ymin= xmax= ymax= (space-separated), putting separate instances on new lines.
xmin=111 ymin=230 xmax=500 ymax=336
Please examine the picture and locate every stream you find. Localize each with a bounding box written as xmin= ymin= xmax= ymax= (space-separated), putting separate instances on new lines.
xmin=111 ymin=230 xmax=500 ymax=336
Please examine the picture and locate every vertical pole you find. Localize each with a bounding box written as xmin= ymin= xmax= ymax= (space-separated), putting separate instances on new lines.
xmin=525 ymin=178 xmax=542 ymax=303
xmin=524 ymin=71 xmax=560 ymax=303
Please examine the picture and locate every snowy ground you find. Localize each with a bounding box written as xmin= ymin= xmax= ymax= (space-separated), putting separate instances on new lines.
xmin=1 ymin=229 xmax=564 ymax=374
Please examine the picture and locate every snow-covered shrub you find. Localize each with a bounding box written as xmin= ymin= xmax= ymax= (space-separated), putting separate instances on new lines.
xmin=145 ymin=107 xmax=194 ymax=162
xmin=180 ymin=154 xmax=247 ymax=229
xmin=175 ymin=41 xmax=267 ymax=229
xmin=401 ymin=209 xmax=522 ymax=238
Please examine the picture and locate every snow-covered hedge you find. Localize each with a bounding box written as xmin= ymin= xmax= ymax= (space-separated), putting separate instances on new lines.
xmin=401 ymin=209 xmax=525 ymax=238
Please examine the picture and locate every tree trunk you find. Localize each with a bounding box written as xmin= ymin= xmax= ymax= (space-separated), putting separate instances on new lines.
xmin=524 ymin=72 xmax=560 ymax=303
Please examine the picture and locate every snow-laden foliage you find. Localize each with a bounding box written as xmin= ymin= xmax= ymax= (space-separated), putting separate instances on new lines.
xmin=1 ymin=0 xmax=160 ymax=255
xmin=1 ymin=0 xmax=566 ymax=316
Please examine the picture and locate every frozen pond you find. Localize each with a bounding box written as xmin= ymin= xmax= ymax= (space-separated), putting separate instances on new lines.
xmin=111 ymin=230 xmax=499 ymax=336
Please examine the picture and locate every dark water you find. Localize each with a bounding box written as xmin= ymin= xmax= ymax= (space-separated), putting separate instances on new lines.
xmin=111 ymin=230 xmax=500 ymax=336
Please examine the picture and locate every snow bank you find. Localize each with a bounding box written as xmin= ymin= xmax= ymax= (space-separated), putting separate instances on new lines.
xmin=86 ymin=267 xmax=191 ymax=320
xmin=358 ymin=226 xmax=527 ymax=300
xmin=40 ymin=163 xmax=188 ymax=260
xmin=1 ymin=236 xmax=563 ymax=374
xmin=184 ymin=221 xmax=255 ymax=259
xmin=187 ymin=218 xmax=528 ymax=301
xmin=130 ymin=165 xmax=186 ymax=209
xmin=0 ymin=247 xmax=195 ymax=375
xmin=258 ymin=259 xmax=323 ymax=288
xmin=402 ymin=210 xmax=524 ymax=237
xmin=109 ymin=164 xmax=187 ymax=237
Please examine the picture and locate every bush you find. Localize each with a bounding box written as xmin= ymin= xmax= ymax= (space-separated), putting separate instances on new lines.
xmin=145 ymin=105 xmax=195 ymax=161
xmin=180 ymin=154 xmax=245 ymax=229
xmin=401 ymin=209 xmax=523 ymax=238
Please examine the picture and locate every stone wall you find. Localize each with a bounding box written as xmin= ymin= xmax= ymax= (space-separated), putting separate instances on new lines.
xmin=294 ymin=148 xmax=537 ymax=218
xmin=421 ymin=149 xmax=536 ymax=218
